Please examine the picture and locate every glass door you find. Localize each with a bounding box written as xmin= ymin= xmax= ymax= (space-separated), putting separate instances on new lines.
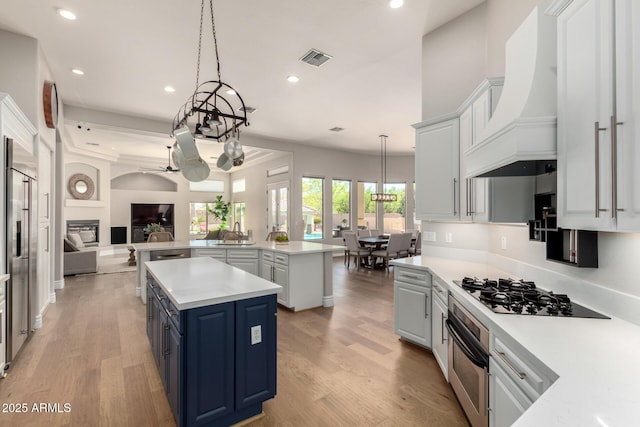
xmin=267 ymin=181 xmax=289 ymax=234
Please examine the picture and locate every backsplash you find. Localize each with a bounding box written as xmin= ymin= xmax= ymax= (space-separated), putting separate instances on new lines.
xmin=421 ymin=221 xmax=640 ymax=324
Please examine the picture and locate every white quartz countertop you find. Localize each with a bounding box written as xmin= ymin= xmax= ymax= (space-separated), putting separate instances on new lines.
xmin=145 ymin=257 xmax=281 ymax=310
xmin=391 ymin=256 xmax=640 ymax=427
xmin=134 ymin=239 xmax=344 ymax=254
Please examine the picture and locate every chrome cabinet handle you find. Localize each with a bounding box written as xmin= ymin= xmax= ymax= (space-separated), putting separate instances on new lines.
xmin=610 ymin=115 xmax=617 ymax=219
xmin=496 ymin=351 xmax=526 ymax=380
xmin=147 ymin=297 xmax=153 ymax=320
xmin=424 ymin=295 xmax=429 ymax=318
xmin=441 ymin=313 xmax=446 ymax=344
xmin=595 ymin=121 xmax=606 ymax=218
xmin=161 ymin=321 xmax=166 ymax=359
xmin=401 ymin=273 xmax=421 ymax=280
xmin=452 ymin=178 xmax=457 ymax=215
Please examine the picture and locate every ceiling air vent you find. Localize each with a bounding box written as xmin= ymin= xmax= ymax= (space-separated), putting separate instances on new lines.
xmin=329 ymin=127 xmax=344 ymax=132
xmin=299 ymin=49 xmax=332 ymax=67
xmin=238 ymin=106 xmax=257 ymax=114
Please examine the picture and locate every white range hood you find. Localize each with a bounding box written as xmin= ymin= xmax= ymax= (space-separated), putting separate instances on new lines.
xmin=465 ymin=6 xmax=557 ymax=178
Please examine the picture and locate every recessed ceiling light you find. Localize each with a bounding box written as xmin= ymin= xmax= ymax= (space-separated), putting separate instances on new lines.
xmin=389 ymin=0 xmax=404 ymax=9
xmin=71 ymin=68 xmax=84 ymax=75
xmin=57 ymin=9 xmax=77 ymax=20
xmin=287 ymin=75 xmax=300 ymax=83
xmin=164 ymin=86 xmax=176 ymax=93
xmin=226 ymin=89 xmax=236 ymax=95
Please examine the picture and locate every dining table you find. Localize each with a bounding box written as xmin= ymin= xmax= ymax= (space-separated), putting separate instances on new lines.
xmin=358 ymin=236 xmax=389 ymax=250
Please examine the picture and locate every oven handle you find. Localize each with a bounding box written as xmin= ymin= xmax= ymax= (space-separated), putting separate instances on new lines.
xmin=446 ymin=319 xmax=488 ymax=370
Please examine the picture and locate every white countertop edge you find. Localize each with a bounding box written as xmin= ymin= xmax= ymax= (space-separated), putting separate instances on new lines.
xmin=134 ymin=240 xmax=344 ymax=255
xmin=0 ymin=274 xmax=9 ymax=284
xmin=145 ymin=258 xmax=282 ymax=311
xmin=391 ymin=256 xmax=640 ymax=427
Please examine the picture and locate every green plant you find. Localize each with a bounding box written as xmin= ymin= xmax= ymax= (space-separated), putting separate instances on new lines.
xmin=275 ymin=235 xmax=289 ymax=242
xmin=208 ymin=195 xmax=231 ymax=229
xmin=144 ymin=223 xmax=165 ymax=233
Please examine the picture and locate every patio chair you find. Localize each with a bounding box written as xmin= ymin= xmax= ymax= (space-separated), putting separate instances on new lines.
xmin=371 ymin=232 xmax=412 ymax=273
xmin=408 ymin=231 xmax=422 ymax=256
xmin=343 ymin=231 xmax=371 ymax=270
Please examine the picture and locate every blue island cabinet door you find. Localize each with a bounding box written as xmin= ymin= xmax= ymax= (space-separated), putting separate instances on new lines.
xmin=185 ymin=301 xmax=235 ymax=427
xmin=235 ymin=294 xmax=277 ymax=408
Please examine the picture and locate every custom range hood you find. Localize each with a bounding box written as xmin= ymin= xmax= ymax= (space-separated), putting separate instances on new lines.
xmin=465 ymin=7 xmax=557 ymax=178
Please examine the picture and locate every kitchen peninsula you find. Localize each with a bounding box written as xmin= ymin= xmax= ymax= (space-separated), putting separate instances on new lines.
xmin=134 ymin=240 xmax=343 ymax=311
xmin=145 ymin=257 xmax=281 ymax=426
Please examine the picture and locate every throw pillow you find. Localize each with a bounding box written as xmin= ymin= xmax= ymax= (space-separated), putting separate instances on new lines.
xmin=79 ymin=230 xmax=95 ymax=243
xmin=64 ymin=238 xmax=79 ymax=252
xmin=67 ymin=232 xmax=85 ymax=248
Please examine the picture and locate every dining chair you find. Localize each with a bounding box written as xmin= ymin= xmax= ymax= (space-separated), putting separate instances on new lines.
xmin=370 ymin=232 xmax=412 ymax=273
xmin=147 ymin=231 xmax=174 ymax=242
xmin=343 ymin=231 xmax=371 ymax=270
xmin=368 ymin=229 xmax=381 ymax=237
xmin=408 ymin=231 xmax=422 ymax=256
xmin=356 ymin=229 xmax=371 ymax=238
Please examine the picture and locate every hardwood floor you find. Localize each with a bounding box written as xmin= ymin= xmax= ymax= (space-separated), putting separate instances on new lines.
xmin=0 ymin=260 xmax=468 ymax=426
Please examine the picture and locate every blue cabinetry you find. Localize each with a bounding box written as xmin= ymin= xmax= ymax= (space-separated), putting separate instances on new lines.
xmin=146 ymin=277 xmax=277 ymax=427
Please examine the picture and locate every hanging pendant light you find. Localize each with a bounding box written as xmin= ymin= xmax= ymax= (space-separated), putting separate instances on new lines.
xmin=171 ymin=0 xmax=250 ymax=173
xmin=371 ymin=134 xmax=397 ymax=202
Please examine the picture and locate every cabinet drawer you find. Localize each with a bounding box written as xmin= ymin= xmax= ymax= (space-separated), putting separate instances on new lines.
xmin=273 ymin=253 xmax=289 ymax=265
xmin=262 ymin=251 xmax=274 ymax=262
xmin=492 ymin=336 xmax=549 ymax=400
xmin=395 ymin=267 xmax=431 ymax=287
xmin=193 ymin=248 xmax=226 ymax=259
xmin=432 ymin=277 xmax=448 ymax=304
xmin=227 ymin=249 xmax=258 ymax=259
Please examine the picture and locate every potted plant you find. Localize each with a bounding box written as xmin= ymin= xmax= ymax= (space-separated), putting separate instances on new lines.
xmin=208 ymin=195 xmax=231 ymax=230
xmin=275 ymin=234 xmax=289 ymax=244
xmin=144 ymin=223 xmax=165 ymax=233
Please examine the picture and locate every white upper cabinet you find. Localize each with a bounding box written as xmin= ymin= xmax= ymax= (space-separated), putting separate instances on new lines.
xmin=555 ymin=0 xmax=640 ymax=231
xmin=414 ymin=115 xmax=460 ymax=221
xmin=459 ymin=79 xmax=504 ymax=222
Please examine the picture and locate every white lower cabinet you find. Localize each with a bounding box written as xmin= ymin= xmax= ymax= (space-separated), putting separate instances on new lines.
xmin=226 ymin=249 xmax=259 ymax=275
xmin=394 ymin=267 xmax=432 ymax=348
xmin=489 ymin=334 xmax=556 ymax=427
xmin=489 ymin=358 xmax=533 ymax=427
xmin=261 ymin=251 xmax=322 ymax=311
xmin=431 ymin=279 xmax=448 ymax=379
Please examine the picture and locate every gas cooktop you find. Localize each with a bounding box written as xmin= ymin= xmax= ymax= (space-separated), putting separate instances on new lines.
xmin=455 ymin=277 xmax=610 ymax=319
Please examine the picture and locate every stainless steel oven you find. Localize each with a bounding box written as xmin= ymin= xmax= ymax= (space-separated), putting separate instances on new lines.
xmin=446 ymin=295 xmax=489 ymax=427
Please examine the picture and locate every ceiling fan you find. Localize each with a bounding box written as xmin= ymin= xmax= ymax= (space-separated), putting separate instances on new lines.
xmin=140 ymin=146 xmax=180 ymax=173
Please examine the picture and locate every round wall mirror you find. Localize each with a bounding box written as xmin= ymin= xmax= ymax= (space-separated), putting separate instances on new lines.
xmin=69 ymin=173 xmax=95 ymax=200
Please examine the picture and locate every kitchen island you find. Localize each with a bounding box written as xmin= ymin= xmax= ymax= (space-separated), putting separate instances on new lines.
xmin=134 ymin=240 xmax=343 ymax=311
xmin=145 ymin=257 xmax=281 ymax=427
xmin=391 ymin=255 xmax=640 ymax=427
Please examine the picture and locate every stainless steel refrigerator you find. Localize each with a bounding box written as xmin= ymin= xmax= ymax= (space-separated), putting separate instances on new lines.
xmin=5 ymin=137 xmax=37 ymax=366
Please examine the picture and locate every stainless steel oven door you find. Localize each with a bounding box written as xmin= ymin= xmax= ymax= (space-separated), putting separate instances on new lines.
xmin=447 ymin=318 xmax=489 ymax=427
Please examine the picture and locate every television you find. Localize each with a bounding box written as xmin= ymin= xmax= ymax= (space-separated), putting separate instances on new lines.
xmin=131 ymin=203 xmax=174 ymax=227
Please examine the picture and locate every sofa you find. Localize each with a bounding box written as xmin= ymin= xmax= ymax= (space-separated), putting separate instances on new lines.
xmin=64 ymin=237 xmax=99 ymax=275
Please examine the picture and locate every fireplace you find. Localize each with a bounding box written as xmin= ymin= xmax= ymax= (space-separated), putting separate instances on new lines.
xmin=67 ymin=220 xmax=100 ymax=246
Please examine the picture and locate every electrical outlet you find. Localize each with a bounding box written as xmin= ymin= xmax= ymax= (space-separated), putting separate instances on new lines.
xmin=501 ymin=236 xmax=507 ymax=250
xmin=251 ymin=325 xmax=262 ymax=345
xmin=445 ymin=232 xmax=453 ymax=243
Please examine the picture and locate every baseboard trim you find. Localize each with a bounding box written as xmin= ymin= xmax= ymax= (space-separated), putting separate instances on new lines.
xmin=54 ymin=279 xmax=65 ymax=290
xmin=49 ymin=292 xmax=56 ymax=304
xmin=322 ymin=295 xmax=334 ymax=307
xmin=34 ymin=314 xmax=42 ymax=330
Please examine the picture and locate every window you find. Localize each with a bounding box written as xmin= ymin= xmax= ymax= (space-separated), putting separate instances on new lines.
xmin=189 ymin=202 xmax=220 ymax=235
xmin=357 ymin=181 xmax=377 ymax=230
xmin=233 ymin=202 xmax=246 ymax=232
xmin=383 ymin=183 xmax=406 ymax=233
xmin=302 ymin=177 xmax=323 ymax=240
xmin=189 ymin=180 xmax=224 ymax=192
xmin=412 ymin=182 xmax=420 ymax=230
xmin=232 ymin=178 xmax=245 ymax=193
xmin=332 ymin=180 xmax=350 ymax=237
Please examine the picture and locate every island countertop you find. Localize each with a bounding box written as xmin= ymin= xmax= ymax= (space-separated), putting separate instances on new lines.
xmin=134 ymin=239 xmax=344 ymax=255
xmin=145 ymin=257 xmax=282 ymax=310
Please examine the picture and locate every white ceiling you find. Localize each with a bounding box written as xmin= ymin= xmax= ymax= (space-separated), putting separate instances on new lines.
xmin=0 ymin=0 xmax=484 ymax=166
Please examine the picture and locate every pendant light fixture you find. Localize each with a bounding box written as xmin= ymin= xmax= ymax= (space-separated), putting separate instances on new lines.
xmin=371 ymin=134 xmax=397 ymax=202
xmin=171 ymin=0 xmax=249 ymax=172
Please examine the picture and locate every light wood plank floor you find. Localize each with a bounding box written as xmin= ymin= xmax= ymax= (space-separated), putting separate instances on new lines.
xmin=0 ymin=260 xmax=468 ymax=426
